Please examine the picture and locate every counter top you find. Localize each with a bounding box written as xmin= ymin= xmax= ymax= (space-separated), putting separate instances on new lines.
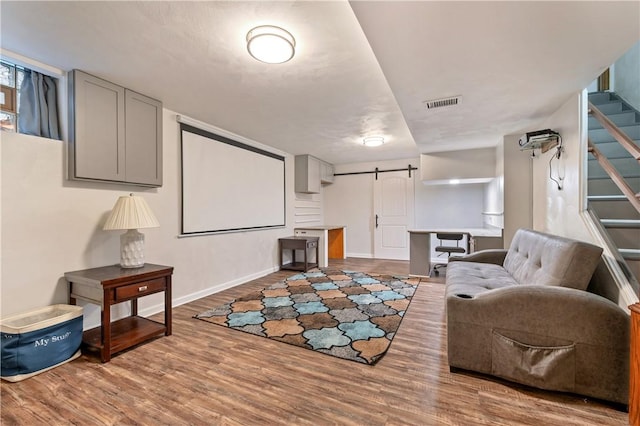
xmin=294 ymin=225 xmax=346 ymax=230
xmin=408 ymin=228 xmax=502 ymax=237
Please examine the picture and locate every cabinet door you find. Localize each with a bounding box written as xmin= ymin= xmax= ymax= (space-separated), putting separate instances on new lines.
xmin=320 ymin=161 xmax=334 ymax=184
xmin=471 ymin=236 xmax=504 ymax=252
xmin=70 ymin=70 xmax=125 ymax=182
xmin=307 ymin=156 xmax=321 ymax=192
xmin=125 ymin=90 xmax=162 ymax=186
xmin=295 ymin=155 xmax=321 ymax=193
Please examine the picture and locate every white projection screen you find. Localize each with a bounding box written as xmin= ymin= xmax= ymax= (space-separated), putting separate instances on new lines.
xmin=180 ymin=123 xmax=285 ymax=235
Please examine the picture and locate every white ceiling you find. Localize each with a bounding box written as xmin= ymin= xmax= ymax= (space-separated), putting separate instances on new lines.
xmin=1 ymin=1 xmax=639 ymax=165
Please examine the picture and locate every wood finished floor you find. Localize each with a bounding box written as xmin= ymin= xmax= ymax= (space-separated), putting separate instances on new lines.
xmin=1 ymin=258 xmax=628 ymax=425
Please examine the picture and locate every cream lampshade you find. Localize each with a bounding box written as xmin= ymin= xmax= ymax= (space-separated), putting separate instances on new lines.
xmin=103 ymin=194 xmax=160 ymax=268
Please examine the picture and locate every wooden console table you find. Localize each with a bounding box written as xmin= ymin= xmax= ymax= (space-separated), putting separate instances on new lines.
xmin=631 ymin=303 xmax=640 ymax=425
xmin=279 ymin=236 xmax=319 ymax=272
xmin=65 ymin=263 xmax=173 ymax=362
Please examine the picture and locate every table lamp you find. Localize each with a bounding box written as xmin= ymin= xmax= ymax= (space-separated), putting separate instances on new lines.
xmin=103 ymin=194 xmax=160 ymax=268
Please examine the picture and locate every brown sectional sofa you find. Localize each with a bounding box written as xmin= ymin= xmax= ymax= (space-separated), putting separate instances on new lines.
xmin=445 ymin=228 xmax=630 ymax=405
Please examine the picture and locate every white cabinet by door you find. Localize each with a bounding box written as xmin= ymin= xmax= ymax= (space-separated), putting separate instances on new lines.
xmin=295 ymin=155 xmax=335 ymax=193
xmin=295 ymin=155 xmax=321 ymax=193
xmin=320 ymin=161 xmax=334 ymax=184
xmin=69 ymin=70 xmax=162 ymax=187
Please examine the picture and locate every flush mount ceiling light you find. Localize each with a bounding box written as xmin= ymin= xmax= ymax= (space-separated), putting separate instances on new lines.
xmin=363 ymin=136 xmax=385 ymax=147
xmin=246 ymin=25 xmax=296 ymax=64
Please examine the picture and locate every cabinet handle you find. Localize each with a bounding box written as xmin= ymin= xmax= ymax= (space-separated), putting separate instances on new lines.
xmin=375 ymin=214 xmax=379 ymax=229
xmin=138 ymin=285 xmax=148 ymax=292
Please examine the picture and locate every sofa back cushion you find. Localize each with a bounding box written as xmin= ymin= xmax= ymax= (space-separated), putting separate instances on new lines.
xmin=503 ymin=229 xmax=603 ymax=290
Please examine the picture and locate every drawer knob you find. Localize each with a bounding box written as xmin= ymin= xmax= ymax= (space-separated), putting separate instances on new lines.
xmin=138 ymin=285 xmax=148 ymax=292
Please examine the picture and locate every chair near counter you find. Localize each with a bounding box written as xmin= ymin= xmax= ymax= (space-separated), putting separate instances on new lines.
xmin=432 ymin=233 xmax=466 ymax=276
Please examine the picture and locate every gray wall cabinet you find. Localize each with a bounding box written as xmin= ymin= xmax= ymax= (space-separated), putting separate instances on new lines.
xmin=295 ymin=155 xmax=321 ymax=193
xmin=68 ymin=70 xmax=162 ymax=187
xmin=295 ymin=155 xmax=334 ymax=193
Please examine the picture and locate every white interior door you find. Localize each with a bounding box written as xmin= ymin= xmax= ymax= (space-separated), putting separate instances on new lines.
xmin=374 ymin=171 xmax=415 ymax=260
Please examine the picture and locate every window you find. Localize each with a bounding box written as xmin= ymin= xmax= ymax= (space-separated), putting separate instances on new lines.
xmin=0 ymin=59 xmax=60 ymax=139
xmin=0 ymin=61 xmax=25 ymax=132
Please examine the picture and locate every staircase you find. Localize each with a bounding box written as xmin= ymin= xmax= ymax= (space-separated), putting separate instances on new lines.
xmin=587 ymin=91 xmax=640 ymax=285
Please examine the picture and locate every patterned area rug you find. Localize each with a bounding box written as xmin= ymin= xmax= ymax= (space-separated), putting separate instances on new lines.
xmin=194 ymin=268 xmax=420 ymax=365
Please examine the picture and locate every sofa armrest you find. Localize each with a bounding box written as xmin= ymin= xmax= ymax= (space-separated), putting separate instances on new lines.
xmin=448 ymin=249 xmax=507 ymax=266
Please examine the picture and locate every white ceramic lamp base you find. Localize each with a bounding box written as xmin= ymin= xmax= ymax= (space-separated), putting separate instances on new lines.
xmin=120 ymin=229 xmax=146 ymax=268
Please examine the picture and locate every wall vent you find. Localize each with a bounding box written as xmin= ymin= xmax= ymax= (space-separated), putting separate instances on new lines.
xmin=423 ymin=96 xmax=461 ymax=110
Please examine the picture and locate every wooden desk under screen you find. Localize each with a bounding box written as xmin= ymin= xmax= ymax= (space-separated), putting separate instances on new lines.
xmin=65 ymin=264 xmax=173 ymax=362
xmin=293 ymin=226 xmax=347 ymax=268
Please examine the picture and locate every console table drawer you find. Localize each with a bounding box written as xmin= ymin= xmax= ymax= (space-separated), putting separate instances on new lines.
xmin=115 ymin=277 xmax=165 ymax=302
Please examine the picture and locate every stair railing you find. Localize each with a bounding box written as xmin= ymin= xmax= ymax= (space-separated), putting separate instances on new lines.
xmin=587 ymin=102 xmax=640 ymax=214
xmin=586 ymin=206 xmax=639 ymax=288
xmin=589 ymin=102 xmax=640 ymax=161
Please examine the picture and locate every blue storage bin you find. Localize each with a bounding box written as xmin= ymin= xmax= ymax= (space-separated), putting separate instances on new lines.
xmin=1 ymin=304 xmax=83 ymax=382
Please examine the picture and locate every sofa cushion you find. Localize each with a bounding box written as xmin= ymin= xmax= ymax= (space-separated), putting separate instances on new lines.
xmin=446 ymin=261 xmax=518 ymax=298
xmin=503 ymin=229 xmax=603 ymax=291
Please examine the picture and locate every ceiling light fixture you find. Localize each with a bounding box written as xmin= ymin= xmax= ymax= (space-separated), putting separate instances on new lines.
xmin=363 ymin=136 xmax=385 ymax=147
xmin=246 ymin=25 xmax=296 ymax=64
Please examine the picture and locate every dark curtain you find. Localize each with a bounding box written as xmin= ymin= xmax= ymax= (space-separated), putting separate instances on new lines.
xmin=17 ymin=69 xmax=60 ymax=140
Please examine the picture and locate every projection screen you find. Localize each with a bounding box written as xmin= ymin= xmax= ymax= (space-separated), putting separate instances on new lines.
xmin=180 ymin=123 xmax=285 ymax=235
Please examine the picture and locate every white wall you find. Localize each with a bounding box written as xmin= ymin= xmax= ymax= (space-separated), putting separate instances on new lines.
xmin=1 ymin=109 xmax=296 ymax=327
xmin=414 ymin=183 xmax=484 ymax=229
xmin=503 ymin=134 xmax=533 ymax=247
xmin=324 ymin=157 xmax=485 ymax=258
xmin=294 ymin=192 xmax=323 ymax=227
xmin=325 ymin=158 xmax=421 ymax=258
xmin=531 ymin=90 xmax=639 ymax=307
xmin=614 ymin=40 xmax=640 ymax=111
xmin=324 ymin=170 xmax=374 ymax=258
xmin=417 ymin=183 xmax=484 ymax=262
xmin=420 ymin=147 xmax=496 ymax=183
xmin=531 ymin=92 xmax=593 ymax=242
xmin=483 ymin=178 xmax=503 ymax=228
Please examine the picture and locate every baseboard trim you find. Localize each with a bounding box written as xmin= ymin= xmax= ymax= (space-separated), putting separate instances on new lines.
xmin=137 ymin=265 xmax=280 ymax=319
xmin=347 ymin=252 xmax=374 ymax=259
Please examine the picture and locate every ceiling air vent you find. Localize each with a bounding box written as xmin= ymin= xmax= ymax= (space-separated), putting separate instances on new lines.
xmin=423 ymin=96 xmax=461 ymax=110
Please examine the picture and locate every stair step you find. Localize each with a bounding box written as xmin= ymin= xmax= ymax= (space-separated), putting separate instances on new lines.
xmin=589 ymin=198 xmax=640 ymax=220
xmin=601 ymin=219 xmax=640 ymax=228
xmin=605 ymin=226 xmax=640 ymax=251
xmin=588 ymin=110 xmax=639 ymax=130
xmin=620 ymin=249 xmax=640 ymax=260
xmin=588 ymin=140 xmax=640 ymax=159
xmin=591 ymin=101 xmax=624 ymax=115
xmin=589 ymin=125 xmax=640 ymax=143
xmin=588 ymin=157 xmax=640 ymax=179
xmin=588 ymin=176 xmax=640 ymax=195
xmin=588 ymin=92 xmax=613 ymax=105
